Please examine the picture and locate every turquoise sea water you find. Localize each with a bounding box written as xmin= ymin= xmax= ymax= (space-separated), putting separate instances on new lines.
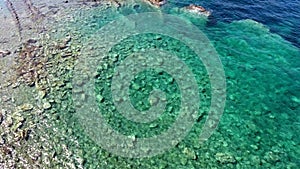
xmin=57 ymin=1 xmax=299 ymax=168
xmin=1 ymin=0 xmax=299 ymax=168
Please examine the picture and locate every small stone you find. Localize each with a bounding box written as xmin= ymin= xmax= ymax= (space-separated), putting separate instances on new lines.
xmin=269 ymin=114 xmax=275 ymax=119
xmin=291 ymin=96 xmax=300 ymax=103
xmin=61 ymin=52 xmax=73 ymax=58
xmin=4 ymin=81 xmax=12 ymax=87
xmin=215 ymin=153 xmax=236 ymax=164
xmin=251 ymin=155 xmax=261 ymax=165
xmin=2 ymin=95 xmax=11 ymax=102
xmin=132 ymin=83 xmax=140 ymax=90
xmin=253 ymin=111 xmax=262 ymax=116
xmin=149 ymin=123 xmax=158 ymax=128
xmin=73 ymin=88 xmax=83 ymax=94
xmin=250 ymin=144 xmax=259 ymax=150
xmin=27 ymin=39 xmax=37 ymax=43
xmin=1 ymin=70 xmax=7 ymax=74
xmin=0 ymin=113 xmax=2 ymax=124
xmin=51 ymin=151 xmax=56 ymax=158
xmin=12 ymin=82 xmax=20 ymax=88
xmin=264 ymin=151 xmax=280 ymax=163
xmin=14 ymin=114 xmax=25 ymax=123
xmin=0 ymin=136 xmax=5 ymax=144
xmin=255 ymin=136 xmax=261 ymax=142
xmin=19 ymin=103 xmax=34 ymax=111
xmin=80 ymin=93 xmax=86 ymax=101
xmin=12 ymin=122 xmax=23 ymax=131
xmin=183 ymin=4 xmax=211 ymax=17
xmin=64 ymin=36 xmax=72 ymax=44
xmin=34 ymin=109 xmax=44 ymax=115
xmin=38 ymin=90 xmax=46 ymax=99
xmin=20 ymin=129 xmax=29 ymax=140
xmin=57 ymin=36 xmax=72 ymax=50
xmin=96 ymin=94 xmax=104 ymax=102
xmin=58 ymin=44 xmax=67 ymax=50
xmin=180 ymin=157 xmax=188 ymax=165
xmin=43 ymin=102 xmax=52 ymax=110
xmin=183 ymin=148 xmax=197 ymax=160
xmin=5 ymin=116 xmax=13 ymax=127
xmin=149 ymin=95 xmax=159 ymax=105
xmin=0 ymin=50 xmax=11 ymax=57
xmin=147 ymin=0 xmax=167 ymax=7
xmin=56 ymin=80 xmax=65 ymax=87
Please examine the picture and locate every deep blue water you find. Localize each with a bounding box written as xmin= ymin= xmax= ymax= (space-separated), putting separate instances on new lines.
xmin=169 ymin=0 xmax=300 ymax=48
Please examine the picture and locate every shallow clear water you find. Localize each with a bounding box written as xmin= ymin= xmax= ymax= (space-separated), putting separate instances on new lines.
xmin=66 ymin=1 xmax=300 ymax=168
xmin=0 ymin=0 xmax=299 ymax=168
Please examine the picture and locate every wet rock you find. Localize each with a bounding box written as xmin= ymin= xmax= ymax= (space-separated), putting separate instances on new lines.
xmin=19 ymin=129 xmax=29 ymax=141
xmin=0 ymin=136 xmax=5 ymax=144
xmin=146 ymin=0 xmax=167 ymax=7
xmin=27 ymin=39 xmax=37 ymax=44
xmin=80 ymin=93 xmax=86 ymax=102
xmin=183 ymin=4 xmax=211 ymax=17
xmin=215 ymin=153 xmax=236 ymax=164
xmin=251 ymin=155 xmax=261 ymax=165
xmin=1 ymin=95 xmax=11 ymax=102
xmin=132 ymin=83 xmax=140 ymax=90
xmin=19 ymin=103 xmax=34 ymax=111
xmin=1 ymin=145 xmax=13 ymax=157
xmin=64 ymin=36 xmax=72 ymax=45
xmin=0 ymin=50 xmax=11 ymax=58
xmin=264 ymin=151 xmax=280 ymax=163
xmin=291 ymin=96 xmax=300 ymax=103
xmin=13 ymin=112 xmax=25 ymax=121
xmin=57 ymin=36 xmax=72 ymax=50
xmin=56 ymin=80 xmax=65 ymax=87
xmin=5 ymin=116 xmax=13 ymax=127
xmin=38 ymin=90 xmax=46 ymax=99
xmin=183 ymin=148 xmax=197 ymax=160
xmin=61 ymin=51 xmax=73 ymax=58
xmin=180 ymin=157 xmax=188 ymax=165
xmin=96 ymin=94 xmax=104 ymax=102
xmin=149 ymin=123 xmax=158 ymax=128
xmin=58 ymin=44 xmax=68 ymax=50
xmin=250 ymin=144 xmax=259 ymax=150
xmin=12 ymin=82 xmax=20 ymax=88
xmin=0 ymin=112 xmax=3 ymax=124
xmin=43 ymin=102 xmax=52 ymax=110
xmin=12 ymin=122 xmax=23 ymax=131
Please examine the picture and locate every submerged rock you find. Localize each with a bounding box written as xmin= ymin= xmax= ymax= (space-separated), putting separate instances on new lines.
xmin=19 ymin=104 xmax=34 ymax=111
xmin=5 ymin=116 xmax=13 ymax=127
xmin=145 ymin=0 xmax=167 ymax=7
xmin=215 ymin=153 xmax=236 ymax=164
xmin=43 ymin=102 xmax=52 ymax=110
xmin=38 ymin=90 xmax=46 ymax=99
xmin=183 ymin=4 xmax=211 ymax=17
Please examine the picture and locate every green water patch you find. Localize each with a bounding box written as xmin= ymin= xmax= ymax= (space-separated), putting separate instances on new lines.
xmin=94 ymin=33 xmax=211 ymax=138
xmin=204 ymin=19 xmax=300 ymax=167
xmin=50 ymin=4 xmax=300 ymax=168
